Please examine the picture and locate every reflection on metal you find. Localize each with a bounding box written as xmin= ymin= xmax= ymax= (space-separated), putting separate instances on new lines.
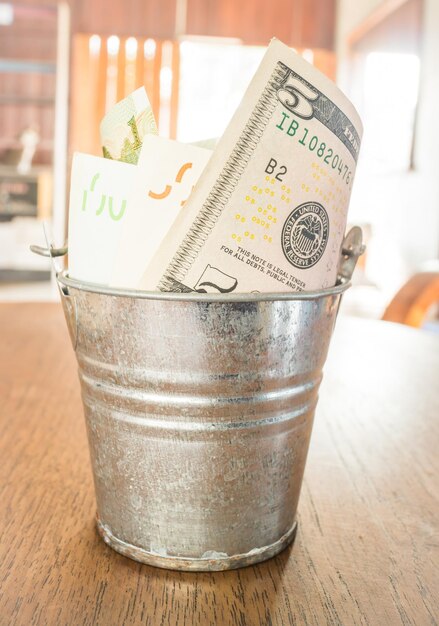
xmin=31 ymin=228 xmax=362 ymax=571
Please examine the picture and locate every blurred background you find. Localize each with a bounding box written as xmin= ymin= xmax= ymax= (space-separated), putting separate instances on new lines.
xmin=0 ymin=0 xmax=438 ymax=327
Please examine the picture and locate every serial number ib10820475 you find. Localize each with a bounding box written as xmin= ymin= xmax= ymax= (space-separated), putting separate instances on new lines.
xmin=275 ymin=111 xmax=354 ymax=187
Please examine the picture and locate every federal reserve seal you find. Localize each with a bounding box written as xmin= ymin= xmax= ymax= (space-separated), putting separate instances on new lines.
xmin=281 ymin=202 xmax=329 ymax=269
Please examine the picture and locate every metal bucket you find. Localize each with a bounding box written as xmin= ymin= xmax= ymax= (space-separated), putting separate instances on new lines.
xmin=33 ymin=229 xmax=363 ymax=571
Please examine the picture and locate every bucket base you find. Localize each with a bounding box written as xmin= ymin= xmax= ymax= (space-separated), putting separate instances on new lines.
xmin=96 ymin=517 xmax=298 ymax=572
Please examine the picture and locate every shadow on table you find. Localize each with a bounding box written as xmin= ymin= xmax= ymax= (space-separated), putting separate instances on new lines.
xmin=49 ymin=517 xmax=301 ymax=625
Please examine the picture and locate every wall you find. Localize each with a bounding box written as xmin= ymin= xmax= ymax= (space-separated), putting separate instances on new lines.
xmin=71 ymin=0 xmax=335 ymax=47
xmin=2 ymin=0 xmax=338 ymax=162
xmin=185 ymin=0 xmax=335 ymax=48
xmin=4 ymin=0 xmax=336 ymax=46
xmin=336 ymin=0 xmax=384 ymax=74
xmin=336 ymin=0 xmax=439 ymax=295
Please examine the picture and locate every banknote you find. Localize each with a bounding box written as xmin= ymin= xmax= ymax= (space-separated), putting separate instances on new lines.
xmin=110 ymin=135 xmax=211 ymax=289
xmin=139 ymin=39 xmax=362 ymax=293
xmin=68 ymin=152 xmax=136 ymax=284
xmin=100 ymin=87 xmax=157 ymax=165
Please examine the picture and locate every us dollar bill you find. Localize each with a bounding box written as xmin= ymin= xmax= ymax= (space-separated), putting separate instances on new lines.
xmin=139 ymin=39 xmax=362 ymax=293
xmin=100 ymin=87 xmax=157 ymax=165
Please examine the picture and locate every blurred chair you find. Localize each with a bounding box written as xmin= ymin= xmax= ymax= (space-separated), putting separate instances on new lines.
xmin=382 ymin=271 xmax=439 ymax=328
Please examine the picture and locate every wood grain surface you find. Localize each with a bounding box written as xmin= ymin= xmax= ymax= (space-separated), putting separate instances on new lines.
xmin=0 ymin=303 xmax=438 ymax=626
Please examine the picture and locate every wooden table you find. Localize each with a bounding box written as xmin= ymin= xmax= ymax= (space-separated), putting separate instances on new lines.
xmin=1 ymin=303 xmax=438 ymax=626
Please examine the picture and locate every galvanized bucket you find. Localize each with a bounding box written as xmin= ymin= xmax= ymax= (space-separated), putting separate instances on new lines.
xmin=32 ymin=228 xmax=363 ymax=571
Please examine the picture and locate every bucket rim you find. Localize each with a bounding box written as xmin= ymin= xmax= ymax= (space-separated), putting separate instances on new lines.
xmin=57 ymin=271 xmax=350 ymax=303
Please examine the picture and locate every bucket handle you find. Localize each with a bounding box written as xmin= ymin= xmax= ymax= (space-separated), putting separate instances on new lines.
xmin=60 ymin=286 xmax=78 ymax=351
xmin=30 ymin=226 xmax=365 ymax=288
xmin=30 ymin=241 xmax=78 ymax=351
xmin=30 ymin=227 xmax=365 ymax=345
xmin=29 ymin=244 xmax=68 ymax=259
xmin=337 ymin=226 xmax=365 ymax=285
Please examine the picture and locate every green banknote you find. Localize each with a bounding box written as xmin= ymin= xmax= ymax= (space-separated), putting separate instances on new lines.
xmin=100 ymin=87 xmax=157 ymax=165
xmin=138 ymin=39 xmax=363 ymax=293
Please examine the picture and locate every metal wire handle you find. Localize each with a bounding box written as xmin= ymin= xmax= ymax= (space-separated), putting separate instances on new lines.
xmin=30 ymin=244 xmax=68 ymax=258
xmin=30 ymin=226 xmax=365 ymax=285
